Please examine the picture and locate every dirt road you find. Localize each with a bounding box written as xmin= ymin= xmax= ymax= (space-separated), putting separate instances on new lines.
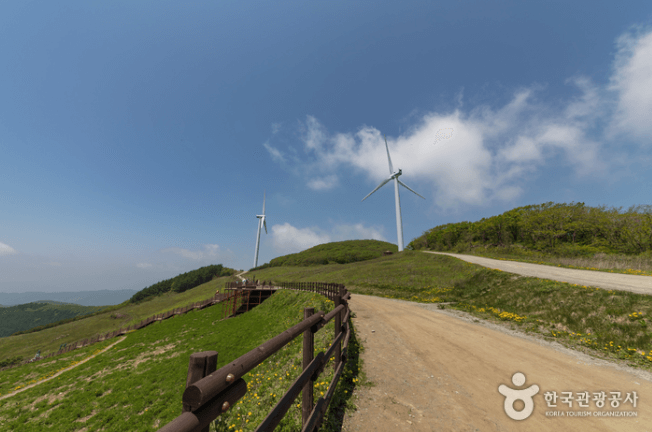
xmin=423 ymin=251 xmax=652 ymax=295
xmin=342 ymin=294 xmax=652 ymax=432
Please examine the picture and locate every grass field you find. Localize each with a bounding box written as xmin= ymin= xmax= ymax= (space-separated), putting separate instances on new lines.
xmin=0 ymin=275 xmax=238 ymax=364
xmin=3 ymin=239 xmax=652 ymax=430
xmin=250 ymin=251 xmax=652 ymax=369
xmin=0 ymin=290 xmax=363 ymax=432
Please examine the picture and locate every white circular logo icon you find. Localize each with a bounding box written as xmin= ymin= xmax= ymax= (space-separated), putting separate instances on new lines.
xmin=498 ymin=372 xmax=540 ymax=420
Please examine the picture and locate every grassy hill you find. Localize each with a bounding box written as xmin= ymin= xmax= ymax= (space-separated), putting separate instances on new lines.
xmin=2 ymin=239 xmax=652 ymax=430
xmin=0 ymin=302 xmax=108 ymax=338
xmin=243 ymin=249 xmax=652 ymax=367
xmin=254 ymin=239 xmax=398 ymax=269
xmin=408 ymin=201 xmax=652 ymax=275
xmin=0 ymin=290 xmax=360 ymax=432
xmin=0 ymin=274 xmax=238 ymax=364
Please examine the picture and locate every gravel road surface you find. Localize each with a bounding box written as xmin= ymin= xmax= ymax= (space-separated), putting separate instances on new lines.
xmin=342 ymin=295 xmax=652 ymax=432
xmin=423 ymin=251 xmax=652 ymax=295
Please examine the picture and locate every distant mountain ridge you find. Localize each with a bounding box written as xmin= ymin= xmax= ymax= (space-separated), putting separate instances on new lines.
xmin=0 ymin=289 xmax=137 ymax=307
xmin=0 ymin=302 xmax=107 ymax=338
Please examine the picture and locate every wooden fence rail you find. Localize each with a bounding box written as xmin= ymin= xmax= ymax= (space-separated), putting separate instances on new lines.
xmin=224 ymin=281 xmax=345 ymax=303
xmin=158 ymin=284 xmax=351 ymax=432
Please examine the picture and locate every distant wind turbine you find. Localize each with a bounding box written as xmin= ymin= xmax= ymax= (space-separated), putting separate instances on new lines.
xmin=253 ymin=191 xmax=267 ymax=268
xmin=361 ymin=135 xmax=425 ymax=252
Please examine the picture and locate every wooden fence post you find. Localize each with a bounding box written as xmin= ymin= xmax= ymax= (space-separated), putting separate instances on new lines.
xmin=302 ymin=308 xmax=315 ymax=428
xmin=183 ymin=351 xmax=218 ymax=432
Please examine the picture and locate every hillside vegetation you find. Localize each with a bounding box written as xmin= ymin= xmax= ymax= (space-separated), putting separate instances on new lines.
xmin=408 ymin=202 xmax=652 ymax=274
xmin=244 ymin=247 xmax=652 ymax=368
xmin=129 ymin=264 xmax=234 ymax=303
xmin=254 ymin=239 xmax=398 ymax=269
xmin=0 ymin=303 xmax=107 ymax=338
xmin=0 ymin=290 xmax=362 ymax=432
xmin=2 ymin=238 xmax=652 ymax=431
xmin=0 ymin=275 xmax=238 ymax=365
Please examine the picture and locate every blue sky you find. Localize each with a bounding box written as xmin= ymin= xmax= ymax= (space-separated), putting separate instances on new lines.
xmin=1 ymin=1 xmax=652 ymax=294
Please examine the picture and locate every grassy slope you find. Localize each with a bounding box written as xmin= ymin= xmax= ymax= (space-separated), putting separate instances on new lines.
xmin=0 ymin=290 xmax=362 ymax=432
xmin=0 ymin=275 xmax=238 ymax=363
xmin=0 ymin=302 xmax=108 ymax=338
xmin=257 ymin=239 xmax=398 ymax=269
xmin=436 ymin=245 xmax=652 ymax=276
xmin=4 ymin=239 xmax=652 ymax=370
xmin=251 ymin=251 xmax=652 ymax=368
xmin=2 ymin=239 xmax=652 ymax=431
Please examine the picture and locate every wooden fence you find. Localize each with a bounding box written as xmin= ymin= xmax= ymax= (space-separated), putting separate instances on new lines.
xmin=6 ymin=291 xmax=246 ymax=370
xmin=158 ymin=283 xmax=351 ymax=432
xmin=225 ymin=280 xmax=344 ymax=302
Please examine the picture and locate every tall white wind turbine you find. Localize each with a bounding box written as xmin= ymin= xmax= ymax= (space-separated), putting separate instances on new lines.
xmin=253 ymin=191 xmax=267 ymax=268
xmin=361 ymin=135 xmax=424 ymax=252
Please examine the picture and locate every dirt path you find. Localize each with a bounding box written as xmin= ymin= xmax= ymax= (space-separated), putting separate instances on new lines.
xmin=423 ymin=251 xmax=652 ymax=295
xmin=342 ymin=294 xmax=652 ymax=432
xmin=0 ymin=336 xmax=126 ymax=401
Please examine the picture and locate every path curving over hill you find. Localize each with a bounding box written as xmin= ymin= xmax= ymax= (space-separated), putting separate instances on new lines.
xmin=342 ymin=294 xmax=652 ymax=432
xmin=0 ymin=336 xmax=126 ymax=402
xmin=423 ymin=251 xmax=652 ymax=295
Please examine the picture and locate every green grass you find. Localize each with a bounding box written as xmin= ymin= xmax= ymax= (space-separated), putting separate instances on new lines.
xmin=248 ymin=250 xmax=652 ymax=368
xmin=446 ymin=245 xmax=652 ymax=276
xmin=253 ymin=239 xmax=398 ymax=270
xmin=251 ymin=251 xmax=476 ymax=299
xmin=0 ymin=302 xmax=108 ymax=338
xmin=3 ymin=238 xmax=652 ymax=431
xmin=0 ymin=289 xmax=361 ymax=432
xmin=0 ymin=275 xmax=237 ymax=364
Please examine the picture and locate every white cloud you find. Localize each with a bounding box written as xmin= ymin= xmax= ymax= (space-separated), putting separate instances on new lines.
xmin=307 ymin=175 xmax=338 ymax=190
xmin=271 ymin=223 xmax=331 ymax=254
xmin=608 ymin=27 xmax=652 ymax=141
xmin=0 ymin=242 xmax=17 ymax=256
xmin=300 ymin=115 xmax=327 ymax=152
xmin=137 ymin=263 xmax=153 ymax=269
xmin=271 ymin=122 xmax=282 ymax=134
xmin=270 ymin=222 xmax=386 ymax=255
xmin=331 ymin=223 xmax=385 ymax=241
xmin=263 ymin=141 xmax=286 ymax=163
xmin=262 ymin=28 xmax=652 ymax=210
xmin=161 ymin=244 xmax=223 ymax=260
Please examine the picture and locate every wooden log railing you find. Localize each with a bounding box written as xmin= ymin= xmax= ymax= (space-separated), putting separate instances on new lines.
xmin=158 ymin=285 xmax=351 ymax=432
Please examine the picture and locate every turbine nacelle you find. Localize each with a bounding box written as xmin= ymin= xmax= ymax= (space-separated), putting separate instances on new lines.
xmin=256 ymin=215 xmax=267 ymax=234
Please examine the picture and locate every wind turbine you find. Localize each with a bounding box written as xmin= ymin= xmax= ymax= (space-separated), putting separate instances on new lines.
xmin=253 ymin=191 xmax=267 ymax=268
xmin=361 ymin=135 xmax=425 ymax=252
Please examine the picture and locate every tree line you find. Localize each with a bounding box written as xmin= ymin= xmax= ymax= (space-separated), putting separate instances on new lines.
xmin=129 ymin=264 xmax=233 ymax=303
xmin=408 ymin=202 xmax=652 ymax=256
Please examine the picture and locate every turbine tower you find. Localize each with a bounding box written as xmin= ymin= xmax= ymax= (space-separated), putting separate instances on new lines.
xmin=253 ymin=191 xmax=267 ymax=268
xmin=361 ymin=135 xmax=424 ymax=252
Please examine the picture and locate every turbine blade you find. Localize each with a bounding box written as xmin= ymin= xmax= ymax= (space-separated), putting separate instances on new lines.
xmin=361 ymin=177 xmax=392 ymax=202
xmin=397 ymin=179 xmax=425 ymax=199
xmin=384 ymin=135 xmax=394 ymax=174
xmin=263 ymin=217 xmax=267 ymax=234
xmin=262 ymin=191 xmax=266 ymax=214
